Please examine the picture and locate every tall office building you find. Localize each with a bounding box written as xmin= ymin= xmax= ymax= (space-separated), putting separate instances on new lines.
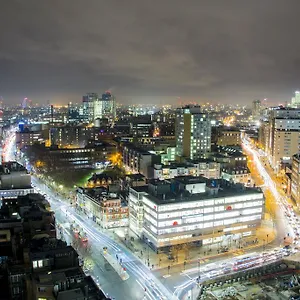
xmin=82 ymin=93 xmax=98 ymax=122
xmin=291 ymin=153 xmax=300 ymax=206
xmin=252 ymin=99 xmax=261 ymax=120
xmin=291 ymin=91 xmax=300 ymax=108
xmin=265 ymin=107 xmax=300 ymax=171
xmin=175 ymin=106 xmax=211 ymax=160
xmin=94 ymin=91 xmax=116 ymax=122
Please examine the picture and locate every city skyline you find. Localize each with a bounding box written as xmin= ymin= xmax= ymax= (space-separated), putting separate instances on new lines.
xmin=1 ymin=1 xmax=300 ymax=105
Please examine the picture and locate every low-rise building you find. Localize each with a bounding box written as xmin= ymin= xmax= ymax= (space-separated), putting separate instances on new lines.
xmin=28 ymin=237 xmax=106 ymax=300
xmin=129 ymin=177 xmax=264 ymax=251
xmin=212 ymin=146 xmax=247 ymax=169
xmin=122 ymin=144 xmax=161 ymax=177
xmin=16 ymin=129 xmax=47 ymax=150
xmin=216 ymin=127 xmax=241 ymax=146
xmin=50 ymin=125 xmax=95 ymax=148
xmin=221 ymin=167 xmax=252 ymax=186
xmin=24 ymin=143 xmax=116 ymax=171
xmin=0 ymin=161 xmax=33 ymax=198
xmin=150 ymin=160 xmax=220 ymax=180
xmin=0 ymin=210 xmax=23 ymax=263
xmin=1 ymin=193 xmax=56 ymax=244
xmin=76 ymin=187 xmax=128 ymax=228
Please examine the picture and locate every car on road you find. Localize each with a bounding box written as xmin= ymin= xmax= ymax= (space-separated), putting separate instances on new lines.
xmin=207 ymin=270 xmax=223 ymax=278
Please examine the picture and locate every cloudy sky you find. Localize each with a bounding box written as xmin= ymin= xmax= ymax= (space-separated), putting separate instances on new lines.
xmin=1 ymin=0 xmax=300 ymax=105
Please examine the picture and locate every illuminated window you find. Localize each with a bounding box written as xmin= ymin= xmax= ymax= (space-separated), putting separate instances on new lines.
xmin=33 ymin=261 xmax=38 ymax=268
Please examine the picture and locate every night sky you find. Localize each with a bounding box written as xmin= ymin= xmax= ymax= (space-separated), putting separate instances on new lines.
xmin=1 ymin=0 xmax=300 ymax=105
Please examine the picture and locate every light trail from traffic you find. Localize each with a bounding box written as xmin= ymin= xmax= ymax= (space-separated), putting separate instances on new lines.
xmin=2 ymin=128 xmax=299 ymax=300
xmin=3 ymin=129 xmax=173 ymax=300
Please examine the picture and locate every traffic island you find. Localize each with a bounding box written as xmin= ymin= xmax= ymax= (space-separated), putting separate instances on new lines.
xmin=103 ymin=252 xmax=129 ymax=281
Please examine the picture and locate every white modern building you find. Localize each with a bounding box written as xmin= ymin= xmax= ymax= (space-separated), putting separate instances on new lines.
xmin=128 ymin=177 xmax=264 ymax=250
xmin=175 ymin=106 xmax=211 ymax=160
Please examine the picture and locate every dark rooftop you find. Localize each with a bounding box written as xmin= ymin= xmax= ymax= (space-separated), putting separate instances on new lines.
xmin=83 ymin=187 xmax=119 ymax=202
xmin=222 ymin=167 xmax=250 ymax=174
xmin=145 ymin=179 xmax=262 ymax=205
xmin=172 ymin=175 xmax=207 ymax=185
xmin=0 ymin=161 xmax=27 ymax=174
xmin=130 ymin=185 xmax=148 ymax=193
xmin=123 ymin=143 xmax=152 ymax=155
xmin=29 ymin=237 xmax=74 ymax=258
xmin=125 ymin=173 xmax=146 ymax=181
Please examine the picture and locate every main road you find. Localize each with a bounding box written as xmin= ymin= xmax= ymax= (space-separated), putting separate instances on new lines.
xmin=4 ymin=131 xmax=173 ymax=300
xmin=2 ymin=129 xmax=298 ymax=299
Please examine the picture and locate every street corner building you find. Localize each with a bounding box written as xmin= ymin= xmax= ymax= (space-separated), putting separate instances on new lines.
xmin=128 ymin=176 xmax=265 ymax=251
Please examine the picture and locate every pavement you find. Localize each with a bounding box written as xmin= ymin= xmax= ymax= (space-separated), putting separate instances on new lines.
xmin=113 ymin=225 xmax=276 ymax=272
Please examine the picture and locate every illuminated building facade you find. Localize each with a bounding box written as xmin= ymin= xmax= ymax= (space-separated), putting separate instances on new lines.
xmin=76 ymin=187 xmax=128 ymax=229
xmin=265 ymin=107 xmax=300 ymax=170
xmin=216 ymin=128 xmax=241 ymax=146
xmin=82 ymin=93 xmax=98 ymax=122
xmin=122 ymin=144 xmax=161 ymax=177
xmin=221 ymin=167 xmax=251 ymax=185
xmin=291 ymin=153 xmax=300 ymax=206
xmin=93 ymin=91 xmax=116 ymax=123
xmin=291 ymin=91 xmax=300 ymax=108
xmin=175 ymin=106 xmax=211 ymax=160
xmin=129 ymin=177 xmax=264 ymax=250
xmin=150 ymin=161 xmax=220 ymax=180
xmin=50 ymin=125 xmax=95 ymax=148
xmin=252 ymin=99 xmax=261 ymax=119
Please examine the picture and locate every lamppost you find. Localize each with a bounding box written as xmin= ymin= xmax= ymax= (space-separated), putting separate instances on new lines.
xmin=266 ymin=234 xmax=269 ymax=245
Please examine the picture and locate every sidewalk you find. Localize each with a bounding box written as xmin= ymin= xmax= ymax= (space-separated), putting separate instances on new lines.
xmin=113 ymin=224 xmax=276 ymax=272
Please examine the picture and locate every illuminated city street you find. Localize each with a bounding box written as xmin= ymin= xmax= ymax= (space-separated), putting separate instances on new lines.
xmin=2 ymin=3 xmax=300 ymax=299
xmin=2 ymin=129 xmax=298 ymax=299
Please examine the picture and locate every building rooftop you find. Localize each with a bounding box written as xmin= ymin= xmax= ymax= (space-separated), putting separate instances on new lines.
xmin=130 ymin=185 xmax=148 ymax=193
xmin=57 ymin=275 xmax=107 ymax=300
xmin=125 ymin=173 xmax=146 ymax=181
xmin=185 ymin=158 xmax=216 ymax=164
xmin=222 ymin=167 xmax=250 ymax=174
xmin=172 ymin=175 xmax=207 ymax=185
xmin=83 ymin=188 xmax=119 ymax=202
xmin=0 ymin=161 xmax=27 ymax=174
xmin=123 ymin=143 xmax=152 ymax=155
xmin=88 ymin=172 xmax=119 ymax=182
xmin=219 ymin=126 xmax=240 ymax=132
xmin=29 ymin=237 xmax=75 ymax=259
xmin=144 ymin=179 xmax=262 ymax=205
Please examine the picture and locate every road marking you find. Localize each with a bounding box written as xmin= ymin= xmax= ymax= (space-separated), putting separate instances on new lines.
xmin=163 ymin=274 xmax=171 ymax=278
